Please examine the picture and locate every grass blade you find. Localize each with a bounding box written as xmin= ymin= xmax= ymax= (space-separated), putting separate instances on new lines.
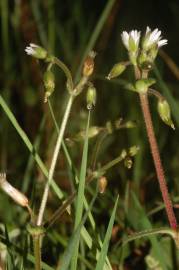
xmin=71 ymin=111 xmax=90 ymax=270
xmin=95 ymin=195 xmax=119 ymax=270
xmin=59 ymin=192 xmax=97 ymax=270
xmin=75 ymin=0 xmax=116 ymax=82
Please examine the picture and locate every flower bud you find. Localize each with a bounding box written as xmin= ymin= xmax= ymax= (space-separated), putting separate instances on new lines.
xmin=98 ymin=176 xmax=107 ymax=194
xmin=0 ymin=173 xmax=29 ymax=207
xmin=83 ymin=51 xmax=96 ymax=77
xmin=138 ymin=50 xmax=153 ymax=70
xmin=124 ymin=157 xmax=133 ymax=169
xmin=43 ymin=70 xmax=55 ymax=102
xmin=135 ymin=78 xmax=155 ymax=94
xmin=125 ymin=121 xmax=137 ymax=129
xmin=157 ymin=99 xmax=175 ymax=129
xmin=74 ymin=126 xmax=101 ymax=141
xmin=121 ymin=149 xmax=127 ymax=159
xmin=86 ymin=83 xmax=97 ymax=110
xmin=107 ymin=62 xmax=126 ymax=80
xmin=129 ymin=145 xmax=140 ymax=157
xmin=25 ymin=43 xmax=47 ymax=59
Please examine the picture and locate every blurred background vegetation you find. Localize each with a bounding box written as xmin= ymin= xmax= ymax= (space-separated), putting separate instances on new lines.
xmin=1 ymin=0 xmax=179 ymax=269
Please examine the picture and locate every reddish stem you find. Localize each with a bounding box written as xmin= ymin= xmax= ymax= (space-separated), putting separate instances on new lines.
xmin=139 ymin=92 xmax=177 ymax=229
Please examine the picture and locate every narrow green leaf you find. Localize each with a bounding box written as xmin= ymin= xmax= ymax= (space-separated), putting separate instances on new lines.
xmin=48 ymin=99 xmax=95 ymax=229
xmin=59 ymin=193 xmax=97 ymax=270
xmin=75 ymin=0 xmax=116 ymax=83
xmin=71 ymin=111 xmax=90 ymax=270
xmin=122 ymin=227 xmax=175 ymax=247
xmin=95 ymin=195 xmax=119 ymax=270
xmin=81 ymin=226 xmax=92 ymax=249
xmin=128 ymin=192 xmax=169 ymax=270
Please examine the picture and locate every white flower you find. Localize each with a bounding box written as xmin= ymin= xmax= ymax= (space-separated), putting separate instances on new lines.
xmin=121 ymin=30 xmax=141 ymax=51
xmin=25 ymin=43 xmax=38 ymax=55
xmin=25 ymin=43 xmax=47 ymax=59
xmin=143 ymin=27 xmax=168 ymax=50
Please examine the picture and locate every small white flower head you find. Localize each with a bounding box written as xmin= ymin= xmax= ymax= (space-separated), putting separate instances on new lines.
xmin=121 ymin=30 xmax=141 ymax=52
xmin=142 ymin=27 xmax=168 ymax=50
xmin=25 ymin=43 xmax=47 ymax=59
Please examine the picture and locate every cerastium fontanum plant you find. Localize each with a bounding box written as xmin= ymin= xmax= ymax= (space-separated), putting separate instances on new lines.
xmin=108 ymin=27 xmax=179 ymax=248
xmin=1 ymin=27 xmax=178 ymax=269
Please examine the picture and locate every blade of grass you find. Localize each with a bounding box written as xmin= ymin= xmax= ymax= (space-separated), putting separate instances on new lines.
xmin=30 ymin=0 xmax=47 ymax=47
xmin=122 ymin=227 xmax=175 ymax=247
xmin=75 ymin=0 xmax=116 ymax=83
xmin=59 ymin=191 xmax=97 ymax=270
xmin=47 ymin=0 xmax=55 ymax=53
xmin=70 ymin=111 xmax=90 ymax=270
xmin=0 ymin=94 xmax=63 ymax=199
xmin=95 ymin=196 xmax=119 ymax=270
xmin=48 ymin=99 xmax=95 ymax=229
xmin=129 ymin=192 xmax=169 ymax=270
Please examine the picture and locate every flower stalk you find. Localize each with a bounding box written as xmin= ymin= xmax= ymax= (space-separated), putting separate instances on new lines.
xmin=139 ymin=90 xmax=177 ymax=229
xmin=134 ymin=63 xmax=177 ymax=229
xmin=37 ymin=94 xmax=74 ymax=226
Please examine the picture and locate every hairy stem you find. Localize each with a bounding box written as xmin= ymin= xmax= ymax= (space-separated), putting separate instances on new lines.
xmin=139 ymin=92 xmax=177 ymax=229
xmin=33 ymin=235 xmax=41 ymax=270
xmin=37 ymin=94 xmax=74 ymax=226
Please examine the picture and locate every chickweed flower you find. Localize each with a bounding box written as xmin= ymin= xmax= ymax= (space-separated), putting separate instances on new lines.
xmin=142 ymin=27 xmax=168 ymax=50
xmin=121 ymin=30 xmax=141 ymax=65
xmin=25 ymin=43 xmax=47 ymax=59
xmin=121 ymin=30 xmax=141 ymax=52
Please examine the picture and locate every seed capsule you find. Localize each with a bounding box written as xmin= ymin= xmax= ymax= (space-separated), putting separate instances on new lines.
xmin=86 ymin=83 xmax=97 ymax=110
xmin=43 ymin=70 xmax=55 ymax=102
xmin=98 ymin=176 xmax=107 ymax=194
xmin=82 ymin=51 xmax=96 ymax=77
xmin=107 ymin=62 xmax=126 ymax=80
xmin=157 ymin=99 xmax=175 ymax=129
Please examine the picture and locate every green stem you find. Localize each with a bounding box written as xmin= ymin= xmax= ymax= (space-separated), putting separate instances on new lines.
xmin=33 ymin=235 xmax=41 ymax=270
xmin=53 ymin=57 xmax=73 ymax=91
xmin=37 ymin=94 xmax=74 ymax=226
